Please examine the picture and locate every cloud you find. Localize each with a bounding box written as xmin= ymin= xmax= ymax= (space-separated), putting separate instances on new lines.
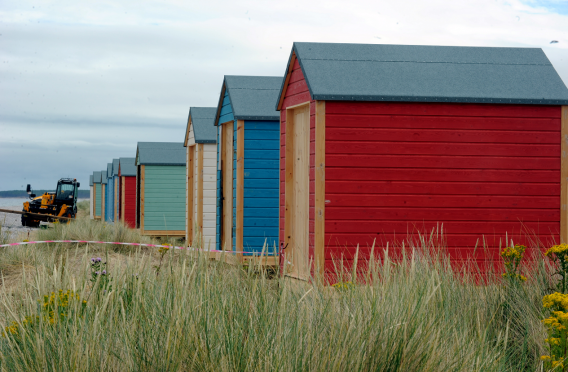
xmin=0 ymin=0 xmax=567 ymax=190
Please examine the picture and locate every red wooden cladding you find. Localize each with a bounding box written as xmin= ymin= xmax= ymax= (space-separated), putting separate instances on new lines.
xmin=326 ymin=101 xmax=561 ymax=118
xmin=326 ymin=141 xmax=559 ymax=157
xmin=326 ymin=181 xmax=560 ymax=196
xmin=324 ymin=101 xmax=561 ymax=270
xmin=326 ymin=220 xmax=559 ymax=235
xmin=325 ymin=194 xmax=558 ymax=209
xmin=325 ymin=168 xmax=559 ymax=183
xmin=325 ymin=207 xmax=559 ymax=221
xmin=280 ymin=59 xmax=563 ymax=277
xmin=326 ymin=127 xmax=558 ymax=144
xmin=326 ymin=115 xmax=560 ymax=131
xmin=326 ymin=155 xmax=558 ymax=170
xmin=123 ymin=176 xmax=136 ymax=228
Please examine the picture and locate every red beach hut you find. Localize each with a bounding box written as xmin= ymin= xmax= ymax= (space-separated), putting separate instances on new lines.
xmin=118 ymin=157 xmax=137 ymax=228
xmin=275 ymin=42 xmax=568 ymax=279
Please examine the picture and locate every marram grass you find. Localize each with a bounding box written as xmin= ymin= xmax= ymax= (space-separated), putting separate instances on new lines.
xmin=0 ymin=216 xmax=553 ymax=371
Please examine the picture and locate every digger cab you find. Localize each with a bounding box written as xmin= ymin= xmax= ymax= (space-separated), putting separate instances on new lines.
xmin=55 ymin=179 xmax=79 ymax=205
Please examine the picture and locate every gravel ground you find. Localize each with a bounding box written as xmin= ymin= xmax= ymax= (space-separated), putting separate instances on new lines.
xmin=0 ymin=205 xmax=39 ymax=242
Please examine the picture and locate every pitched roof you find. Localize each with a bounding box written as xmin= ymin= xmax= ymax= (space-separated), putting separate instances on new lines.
xmin=101 ymin=170 xmax=108 ymax=184
xmin=119 ymin=157 xmax=137 ymax=176
xmin=93 ymin=171 xmax=102 ymax=183
xmin=136 ymin=142 xmax=185 ymax=166
xmin=112 ymin=159 xmax=120 ymax=176
xmin=185 ymin=107 xmax=217 ymax=145
xmin=107 ymin=163 xmax=112 ymax=178
xmin=89 ymin=175 xmax=93 ymax=187
xmin=276 ymin=42 xmax=568 ymax=108
xmin=215 ymin=75 xmax=282 ymax=124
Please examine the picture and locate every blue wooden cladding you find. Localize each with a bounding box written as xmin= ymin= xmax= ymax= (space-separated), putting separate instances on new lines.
xmin=105 ymin=163 xmax=113 ymax=222
xmin=214 ymin=76 xmax=282 ymax=257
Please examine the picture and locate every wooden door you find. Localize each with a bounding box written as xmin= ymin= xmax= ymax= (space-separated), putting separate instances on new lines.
xmin=186 ymin=145 xmax=195 ymax=245
xmin=286 ymin=104 xmax=310 ymax=279
xmin=221 ymin=122 xmax=234 ymax=251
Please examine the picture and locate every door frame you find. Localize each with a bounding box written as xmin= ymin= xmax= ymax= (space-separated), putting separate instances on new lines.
xmin=285 ymin=102 xmax=310 ymax=279
xmin=220 ymin=121 xmax=234 ymax=252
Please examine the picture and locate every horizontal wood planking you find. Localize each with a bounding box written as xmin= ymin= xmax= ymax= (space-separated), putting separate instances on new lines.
xmin=326 ymin=114 xmax=561 ymax=131
xmin=325 ymin=206 xmax=558 ymax=221
xmin=326 ymin=155 xmax=558 ymax=170
xmin=325 ymin=194 xmax=558 ymax=208
xmin=325 ymin=168 xmax=559 ymax=183
xmin=202 ymin=143 xmax=217 ymax=249
xmin=218 ymin=91 xmax=234 ymax=124
xmin=242 ymin=120 xmax=280 ymax=253
xmin=123 ymin=176 xmax=136 ymax=228
xmin=326 ymin=101 xmax=561 ymax=118
xmin=326 ymin=141 xmax=559 ymax=157
xmin=325 ymin=180 xmax=559 ymax=196
xmin=143 ymin=165 xmax=186 ymax=231
xmin=326 ymin=220 xmax=559 ymax=235
xmin=95 ymin=183 xmax=102 ymax=217
xmin=325 ymin=101 xmax=561 ymax=256
xmin=326 ymin=127 xmax=559 ymax=144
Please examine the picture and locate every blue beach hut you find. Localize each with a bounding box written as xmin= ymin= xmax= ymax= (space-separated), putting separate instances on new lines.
xmin=214 ymin=75 xmax=281 ymax=263
xmin=105 ymin=163 xmax=113 ymax=222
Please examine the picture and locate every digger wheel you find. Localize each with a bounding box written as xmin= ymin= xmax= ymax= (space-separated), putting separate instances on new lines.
xmin=21 ymin=212 xmax=40 ymax=228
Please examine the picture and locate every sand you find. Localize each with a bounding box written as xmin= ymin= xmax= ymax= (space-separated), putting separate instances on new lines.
xmin=0 ymin=205 xmax=39 ymax=242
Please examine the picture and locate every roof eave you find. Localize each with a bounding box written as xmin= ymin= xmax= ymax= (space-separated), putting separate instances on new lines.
xmin=233 ymin=115 xmax=280 ymax=121
xmin=276 ymin=43 xmax=315 ymax=111
xmin=194 ymin=139 xmax=217 ymax=144
xmin=313 ymin=94 xmax=568 ymax=105
xmin=184 ymin=109 xmax=192 ymax=147
xmin=214 ymin=78 xmax=228 ymax=126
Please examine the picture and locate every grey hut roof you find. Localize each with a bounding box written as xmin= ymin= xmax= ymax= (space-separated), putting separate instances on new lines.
xmin=119 ymin=157 xmax=137 ymax=176
xmin=215 ymin=75 xmax=282 ymax=124
xmin=136 ymin=142 xmax=186 ymax=166
xmin=93 ymin=171 xmax=102 ymax=183
xmin=101 ymin=171 xmax=108 ymax=184
xmin=89 ymin=175 xmax=93 ymax=187
xmin=276 ymin=42 xmax=568 ymax=108
xmin=185 ymin=107 xmax=217 ymax=145
xmin=112 ymin=159 xmax=120 ymax=177
xmin=106 ymin=163 xmax=112 ymax=178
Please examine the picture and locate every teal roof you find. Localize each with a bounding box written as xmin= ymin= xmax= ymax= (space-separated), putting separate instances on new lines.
xmin=277 ymin=42 xmax=568 ymax=107
xmin=215 ymin=75 xmax=282 ymax=125
xmin=119 ymin=157 xmax=137 ymax=176
xmin=186 ymin=107 xmax=217 ymax=144
xmin=136 ymin=142 xmax=185 ymax=166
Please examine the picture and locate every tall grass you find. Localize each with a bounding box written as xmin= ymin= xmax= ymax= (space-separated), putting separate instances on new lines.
xmin=0 ymin=217 xmax=551 ymax=371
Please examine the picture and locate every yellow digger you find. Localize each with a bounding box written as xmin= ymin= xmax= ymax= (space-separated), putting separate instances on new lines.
xmin=21 ymin=178 xmax=80 ymax=227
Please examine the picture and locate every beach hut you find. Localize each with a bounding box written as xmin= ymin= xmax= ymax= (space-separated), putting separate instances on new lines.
xmin=276 ymin=42 xmax=568 ymax=278
xmin=214 ymin=75 xmax=281 ymax=262
xmin=118 ymin=157 xmax=137 ymax=228
xmin=105 ymin=163 xmax=113 ymax=222
xmin=93 ymin=171 xmax=103 ymax=220
xmin=135 ymin=142 xmax=186 ymax=236
xmin=112 ymin=158 xmax=120 ymax=222
xmin=184 ymin=107 xmax=217 ymax=248
xmin=100 ymin=170 xmax=107 ymax=221
xmin=89 ymin=174 xmax=94 ymax=219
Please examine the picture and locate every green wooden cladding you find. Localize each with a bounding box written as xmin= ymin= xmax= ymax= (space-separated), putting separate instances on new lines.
xmin=143 ymin=165 xmax=186 ymax=231
xmin=95 ymin=185 xmax=102 ymax=216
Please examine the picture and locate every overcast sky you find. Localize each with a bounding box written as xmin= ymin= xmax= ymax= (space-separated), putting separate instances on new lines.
xmin=1 ymin=0 xmax=567 ymax=191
